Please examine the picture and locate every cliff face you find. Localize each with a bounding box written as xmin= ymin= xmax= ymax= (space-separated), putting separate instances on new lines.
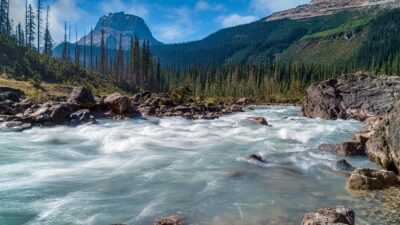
xmin=267 ymin=0 xmax=400 ymax=21
xmin=77 ymin=12 xmax=163 ymax=50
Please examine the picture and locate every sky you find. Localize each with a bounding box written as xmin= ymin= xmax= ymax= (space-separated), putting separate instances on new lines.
xmin=10 ymin=0 xmax=309 ymax=44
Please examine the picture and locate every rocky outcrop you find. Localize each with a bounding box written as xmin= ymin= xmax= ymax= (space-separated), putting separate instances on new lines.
xmin=267 ymin=0 xmax=400 ymax=21
xmin=303 ymin=72 xmax=400 ymax=120
xmin=367 ymin=101 xmax=400 ymax=173
xmin=301 ymin=207 xmax=355 ymax=225
xmin=319 ymin=142 xmax=366 ymax=156
xmin=104 ymin=92 xmax=134 ymax=114
xmin=153 ymin=215 xmax=186 ymax=225
xmin=346 ymin=168 xmax=399 ymax=191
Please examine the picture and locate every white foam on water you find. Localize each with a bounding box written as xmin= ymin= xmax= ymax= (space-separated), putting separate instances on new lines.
xmin=0 ymin=106 xmax=369 ymax=225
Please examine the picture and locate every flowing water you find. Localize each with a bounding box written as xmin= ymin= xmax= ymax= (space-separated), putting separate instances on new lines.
xmin=0 ymin=106 xmax=388 ymax=225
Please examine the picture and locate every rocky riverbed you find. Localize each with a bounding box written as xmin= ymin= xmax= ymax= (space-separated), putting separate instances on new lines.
xmin=0 ymin=86 xmax=249 ymax=131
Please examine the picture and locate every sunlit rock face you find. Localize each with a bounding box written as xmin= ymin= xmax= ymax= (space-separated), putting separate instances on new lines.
xmin=266 ymin=0 xmax=400 ymax=21
xmin=77 ymin=12 xmax=163 ymax=50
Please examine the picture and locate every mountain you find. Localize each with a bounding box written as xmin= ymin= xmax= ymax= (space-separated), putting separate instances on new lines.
xmin=151 ymin=0 xmax=400 ymax=68
xmin=267 ymin=0 xmax=400 ymax=21
xmin=54 ymin=12 xmax=162 ymax=57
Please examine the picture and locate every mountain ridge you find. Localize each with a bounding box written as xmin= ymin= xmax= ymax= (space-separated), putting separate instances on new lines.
xmin=266 ymin=0 xmax=400 ymax=21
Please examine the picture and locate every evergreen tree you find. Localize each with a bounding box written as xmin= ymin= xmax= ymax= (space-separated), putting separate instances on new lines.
xmin=100 ymin=28 xmax=106 ymax=74
xmin=62 ymin=22 xmax=68 ymax=60
xmin=83 ymin=31 xmax=86 ymax=68
xmin=43 ymin=5 xmax=53 ymax=55
xmin=90 ymin=28 xmax=93 ymax=70
xmin=16 ymin=23 xmax=25 ymax=46
xmin=36 ymin=0 xmax=42 ymax=51
xmin=27 ymin=4 xmax=35 ymax=47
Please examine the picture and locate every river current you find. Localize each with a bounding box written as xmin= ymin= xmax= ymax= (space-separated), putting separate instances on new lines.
xmin=0 ymin=106 xmax=386 ymax=225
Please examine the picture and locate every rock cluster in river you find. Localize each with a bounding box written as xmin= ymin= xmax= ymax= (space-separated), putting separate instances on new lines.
xmin=0 ymin=86 xmax=249 ymax=131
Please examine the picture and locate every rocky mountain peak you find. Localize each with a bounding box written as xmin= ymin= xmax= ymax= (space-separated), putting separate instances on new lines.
xmin=78 ymin=12 xmax=163 ymax=50
xmin=267 ymin=0 xmax=400 ymax=21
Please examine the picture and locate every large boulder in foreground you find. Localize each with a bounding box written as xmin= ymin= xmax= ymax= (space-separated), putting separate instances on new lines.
xmin=301 ymin=207 xmax=355 ymax=225
xmin=67 ymin=87 xmax=96 ymax=108
xmin=367 ymin=101 xmax=400 ymax=173
xmin=153 ymin=215 xmax=186 ymax=225
xmin=346 ymin=168 xmax=399 ymax=192
xmin=302 ymin=72 xmax=400 ymax=120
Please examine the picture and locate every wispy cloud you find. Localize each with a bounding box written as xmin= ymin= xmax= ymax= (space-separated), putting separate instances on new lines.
xmin=218 ymin=14 xmax=257 ymax=28
xmin=98 ymin=0 xmax=150 ymax=19
xmin=195 ymin=0 xmax=224 ymax=11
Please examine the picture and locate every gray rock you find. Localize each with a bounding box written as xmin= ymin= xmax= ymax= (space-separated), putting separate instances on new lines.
xmin=367 ymin=101 xmax=400 ymax=173
xmin=153 ymin=215 xmax=186 ymax=225
xmin=346 ymin=168 xmax=399 ymax=192
xmin=0 ymin=120 xmax=32 ymax=131
xmin=301 ymin=207 xmax=355 ymax=225
xmin=104 ymin=92 xmax=132 ymax=114
xmin=67 ymin=87 xmax=96 ymax=108
xmin=0 ymin=87 xmax=24 ymax=102
xmin=302 ymin=72 xmax=400 ymax=120
xmin=319 ymin=142 xmax=365 ymax=156
xmin=334 ymin=159 xmax=354 ymax=171
xmin=70 ymin=109 xmax=93 ymax=124
xmin=49 ymin=104 xmax=73 ymax=123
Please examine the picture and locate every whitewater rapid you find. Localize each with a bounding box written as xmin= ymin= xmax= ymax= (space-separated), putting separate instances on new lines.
xmin=0 ymin=106 xmax=380 ymax=225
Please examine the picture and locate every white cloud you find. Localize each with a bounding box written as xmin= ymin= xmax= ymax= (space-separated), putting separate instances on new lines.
xmin=9 ymin=0 xmax=86 ymax=43
xmin=218 ymin=14 xmax=257 ymax=28
xmin=195 ymin=0 xmax=224 ymax=11
xmin=158 ymin=25 xmax=186 ymax=41
xmin=250 ymin=0 xmax=309 ymax=14
xmin=98 ymin=0 xmax=149 ymax=19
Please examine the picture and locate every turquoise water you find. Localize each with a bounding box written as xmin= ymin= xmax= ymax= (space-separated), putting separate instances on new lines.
xmin=0 ymin=106 xmax=380 ymax=225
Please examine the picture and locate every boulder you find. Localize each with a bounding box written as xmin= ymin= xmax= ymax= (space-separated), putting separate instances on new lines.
xmin=70 ymin=109 xmax=93 ymax=124
xmin=0 ymin=120 xmax=32 ymax=131
xmin=236 ymin=97 xmax=249 ymax=105
xmin=153 ymin=215 xmax=186 ymax=225
xmin=367 ymin=101 xmax=400 ymax=173
xmin=301 ymin=207 xmax=355 ymax=225
xmin=247 ymin=117 xmax=268 ymax=125
xmin=67 ymin=87 xmax=96 ymax=108
xmin=104 ymin=92 xmax=131 ymax=114
xmin=49 ymin=104 xmax=73 ymax=123
xmin=0 ymin=87 xmax=24 ymax=102
xmin=346 ymin=168 xmax=399 ymax=192
xmin=318 ymin=142 xmax=365 ymax=156
xmin=302 ymin=72 xmax=400 ymax=120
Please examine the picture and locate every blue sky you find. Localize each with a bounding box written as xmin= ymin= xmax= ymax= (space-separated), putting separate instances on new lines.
xmin=10 ymin=0 xmax=308 ymax=44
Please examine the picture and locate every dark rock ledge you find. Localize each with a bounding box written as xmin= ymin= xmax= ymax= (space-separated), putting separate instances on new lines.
xmin=302 ymin=72 xmax=400 ymax=174
xmin=0 ymin=87 xmax=250 ymax=131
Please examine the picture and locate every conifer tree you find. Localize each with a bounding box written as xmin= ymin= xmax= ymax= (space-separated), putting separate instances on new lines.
xmin=62 ymin=22 xmax=68 ymax=60
xmin=90 ymin=28 xmax=93 ymax=70
xmin=37 ymin=0 xmax=42 ymax=51
xmin=100 ymin=28 xmax=106 ymax=74
xmin=27 ymin=4 xmax=35 ymax=47
xmin=43 ymin=5 xmax=53 ymax=55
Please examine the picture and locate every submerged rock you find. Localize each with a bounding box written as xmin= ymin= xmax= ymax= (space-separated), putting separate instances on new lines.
xmin=247 ymin=117 xmax=268 ymax=125
xmin=301 ymin=207 xmax=355 ymax=225
xmin=70 ymin=109 xmax=94 ymax=124
xmin=334 ymin=159 xmax=354 ymax=171
xmin=346 ymin=168 xmax=399 ymax=192
xmin=153 ymin=215 xmax=186 ymax=225
xmin=302 ymin=72 xmax=400 ymax=120
xmin=247 ymin=154 xmax=267 ymax=163
xmin=318 ymin=142 xmax=365 ymax=156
